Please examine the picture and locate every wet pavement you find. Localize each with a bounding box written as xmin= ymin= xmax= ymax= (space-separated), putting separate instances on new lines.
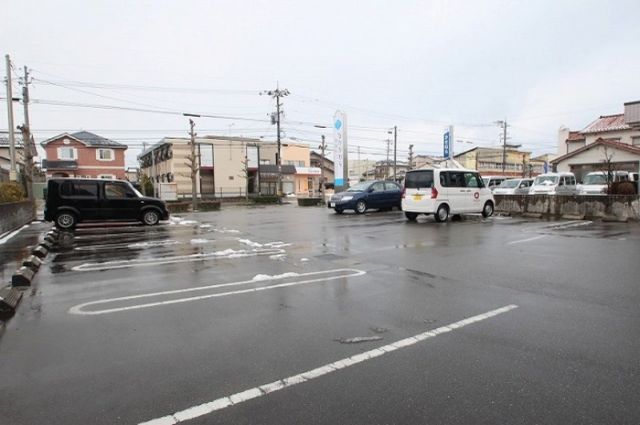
xmin=1 ymin=205 xmax=639 ymax=425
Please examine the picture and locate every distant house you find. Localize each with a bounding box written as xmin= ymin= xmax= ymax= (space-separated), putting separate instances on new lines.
xmin=310 ymin=151 xmax=334 ymax=188
xmin=0 ymin=134 xmax=25 ymax=181
xmin=40 ymin=131 xmax=127 ymax=179
xmin=553 ymin=101 xmax=640 ymax=181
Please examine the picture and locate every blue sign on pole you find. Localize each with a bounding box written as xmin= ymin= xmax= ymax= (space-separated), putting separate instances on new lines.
xmin=443 ymin=131 xmax=450 ymax=159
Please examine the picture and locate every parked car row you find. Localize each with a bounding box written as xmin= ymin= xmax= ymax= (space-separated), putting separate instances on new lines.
xmin=491 ymin=171 xmax=639 ymax=196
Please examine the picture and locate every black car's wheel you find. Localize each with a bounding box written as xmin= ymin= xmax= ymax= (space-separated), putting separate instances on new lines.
xmin=405 ymin=212 xmax=418 ymax=221
xmin=482 ymin=201 xmax=494 ymax=218
xmin=355 ymin=200 xmax=367 ymax=214
xmin=55 ymin=211 xmax=77 ymax=229
xmin=434 ymin=204 xmax=449 ymax=223
xmin=142 ymin=209 xmax=160 ymax=226
xmin=334 ymin=208 xmax=344 ymax=214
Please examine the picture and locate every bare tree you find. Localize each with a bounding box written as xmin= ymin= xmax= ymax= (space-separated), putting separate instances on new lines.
xmin=238 ymin=150 xmax=250 ymax=202
xmin=186 ymin=119 xmax=199 ymax=211
xmin=600 ymin=144 xmax=616 ymax=193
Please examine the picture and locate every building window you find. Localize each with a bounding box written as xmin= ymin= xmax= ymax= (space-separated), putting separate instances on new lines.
xmin=58 ymin=147 xmax=76 ymax=160
xmin=96 ymin=148 xmax=114 ymax=161
xmin=632 ymin=136 xmax=640 ymax=146
xmin=98 ymin=174 xmax=116 ymax=179
xmin=260 ymin=159 xmax=271 ymax=165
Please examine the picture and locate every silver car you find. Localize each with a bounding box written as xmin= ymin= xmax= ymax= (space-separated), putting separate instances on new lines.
xmin=492 ymin=178 xmax=533 ymax=195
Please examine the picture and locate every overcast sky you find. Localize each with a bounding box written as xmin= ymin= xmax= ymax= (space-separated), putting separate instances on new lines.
xmin=2 ymin=0 xmax=640 ymax=167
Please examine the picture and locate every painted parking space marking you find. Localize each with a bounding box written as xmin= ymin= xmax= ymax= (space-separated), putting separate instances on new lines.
xmin=138 ymin=304 xmax=519 ymax=425
xmin=507 ymin=235 xmax=547 ymax=245
xmin=0 ymin=224 xmax=29 ymax=245
xmin=68 ymin=268 xmax=366 ymax=315
xmin=70 ymin=248 xmax=286 ymax=272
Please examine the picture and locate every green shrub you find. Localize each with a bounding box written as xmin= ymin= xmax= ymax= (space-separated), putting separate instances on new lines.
xmin=253 ymin=195 xmax=280 ymax=204
xmin=0 ymin=182 xmax=26 ymax=203
xmin=166 ymin=201 xmax=190 ymax=213
xmin=198 ymin=201 xmax=221 ymax=211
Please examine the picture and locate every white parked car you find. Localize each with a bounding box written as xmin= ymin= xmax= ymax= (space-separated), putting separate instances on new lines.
xmin=481 ymin=175 xmax=508 ymax=191
xmin=493 ymin=178 xmax=533 ymax=195
xmin=529 ymin=172 xmax=577 ymax=195
xmin=402 ymin=168 xmax=495 ymax=222
xmin=577 ymin=171 xmax=632 ymax=195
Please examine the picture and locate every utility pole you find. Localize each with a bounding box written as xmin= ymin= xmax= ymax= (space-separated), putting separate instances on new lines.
xmin=261 ymin=86 xmax=289 ymax=197
xmin=385 ymin=138 xmax=391 ymax=179
xmin=393 ymin=126 xmax=397 ymax=181
xmin=408 ymin=144 xmax=414 ymax=170
xmin=18 ymin=65 xmax=35 ymax=203
xmin=188 ymin=119 xmax=198 ymax=211
xmin=496 ymin=119 xmax=508 ymax=175
xmin=319 ymin=134 xmax=326 ymax=201
xmin=5 ymin=54 xmax=17 ymax=181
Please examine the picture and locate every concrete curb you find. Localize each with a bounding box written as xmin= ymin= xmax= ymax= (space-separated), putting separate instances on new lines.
xmin=0 ymin=286 xmax=23 ymax=319
xmin=10 ymin=227 xmax=58 ymax=289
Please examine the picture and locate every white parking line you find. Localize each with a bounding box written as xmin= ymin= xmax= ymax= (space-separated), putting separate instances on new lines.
xmin=71 ymin=248 xmax=286 ymax=272
xmin=506 ymin=235 xmax=547 ymax=245
xmin=138 ymin=304 xmax=519 ymax=425
xmin=68 ymin=268 xmax=366 ymax=315
xmin=0 ymin=224 xmax=29 ymax=245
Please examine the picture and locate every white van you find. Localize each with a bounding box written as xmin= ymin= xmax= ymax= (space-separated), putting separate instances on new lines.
xmin=577 ymin=171 xmax=631 ymax=195
xmin=402 ymin=168 xmax=495 ymax=222
xmin=529 ymin=172 xmax=577 ymax=195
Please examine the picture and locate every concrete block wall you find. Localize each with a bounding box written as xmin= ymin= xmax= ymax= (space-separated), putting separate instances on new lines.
xmin=494 ymin=195 xmax=640 ymax=220
xmin=0 ymin=201 xmax=36 ymax=234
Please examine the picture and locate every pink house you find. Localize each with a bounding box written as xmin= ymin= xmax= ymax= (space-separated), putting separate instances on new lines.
xmin=41 ymin=131 xmax=127 ymax=179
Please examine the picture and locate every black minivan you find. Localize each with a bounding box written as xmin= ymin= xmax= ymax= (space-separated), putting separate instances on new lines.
xmin=45 ymin=178 xmax=170 ymax=229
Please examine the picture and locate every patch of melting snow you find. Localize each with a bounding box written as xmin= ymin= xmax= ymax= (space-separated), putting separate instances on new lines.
xmin=238 ymin=239 xmax=263 ymax=248
xmin=127 ymin=240 xmax=180 ymax=249
xmin=270 ymin=254 xmax=287 ymax=260
xmin=215 ymin=228 xmax=241 ymax=234
xmin=264 ymin=241 xmax=292 ymax=248
xmin=190 ymin=239 xmax=210 ymax=244
xmin=300 ymin=258 xmax=309 ymax=262
xmin=335 ymin=336 xmax=383 ymax=344
xmin=199 ymin=224 xmax=212 ymax=228
xmin=251 ymin=272 xmax=299 ymax=281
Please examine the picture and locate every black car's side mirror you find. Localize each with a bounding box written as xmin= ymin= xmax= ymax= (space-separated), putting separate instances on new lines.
xmin=367 ymin=187 xmax=374 ymax=193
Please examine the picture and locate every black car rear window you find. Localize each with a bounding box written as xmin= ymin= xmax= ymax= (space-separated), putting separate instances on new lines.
xmin=61 ymin=181 xmax=98 ymax=198
xmin=405 ymin=170 xmax=433 ymax=189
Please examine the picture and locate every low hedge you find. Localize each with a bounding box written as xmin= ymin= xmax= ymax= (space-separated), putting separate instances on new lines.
xmin=253 ymin=195 xmax=280 ymax=204
xmin=297 ymin=197 xmax=323 ymax=207
xmin=198 ymin=201 xmax=221 ymax=211
xmin=166 ymin=202 xmax=190 ymax=213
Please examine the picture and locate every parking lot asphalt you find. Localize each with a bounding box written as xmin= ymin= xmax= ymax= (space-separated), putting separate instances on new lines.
xmin=1 ymin=205 xmax=639 ymax=425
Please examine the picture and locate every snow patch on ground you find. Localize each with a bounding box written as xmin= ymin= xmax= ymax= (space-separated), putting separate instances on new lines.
xmin=238 ymin=239 xmax=263 ymax=248
xmin=269 ymin=254 xmax=287 ymax=260
xmin=300 ymin=258 xmax=309 ymax=262
xmin=127 ymin=240 xmax=180 ymax=249
xmin=199 ymin=224 xmax=212 ymax=228
xmin=215 ymin=228 xmax=241 ymax=234
xmin=190 ymin=239 xmax=210 ymax=244
xmin=264 ymin=241 xmax=292 ymax=248
xmin=168 ymin=216 xmax=198 ymax=226
xmin=251 ymin=272 xmax=299 ymax=281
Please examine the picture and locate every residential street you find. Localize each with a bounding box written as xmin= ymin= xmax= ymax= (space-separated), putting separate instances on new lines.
xmin=0 ymin=205 xmax=638 ymax=425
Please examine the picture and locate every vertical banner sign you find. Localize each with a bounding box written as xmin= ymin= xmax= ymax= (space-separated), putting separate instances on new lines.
xmin=443 ymin=130 xmax=450 ymax=159
xmin=333 ymin=111 xmax=348 ymax=189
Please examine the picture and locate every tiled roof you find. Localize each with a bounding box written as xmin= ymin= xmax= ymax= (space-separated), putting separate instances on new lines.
xmin=551 ymin=138 xmax=640 ymax=164
xmin=566 ymin=131 xmax=585 ymax=141
xmin=581 ymin=114 xmax=630 ymax=134
xmin=41 ymin=131 xmax=127 ymax=148
xmin=0 ymin=135 xmax=24 ymax=146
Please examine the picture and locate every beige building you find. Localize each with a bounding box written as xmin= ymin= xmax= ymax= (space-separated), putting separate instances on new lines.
xmin=138 ymin=136 xmax=259 ymax=199
xmin=553 ymin=101 xmax=640 ymax=181
xmin=259 ymin=141 xmax=320 ymax=195
xmin=454 ymin=147 xmax=545 ymax=177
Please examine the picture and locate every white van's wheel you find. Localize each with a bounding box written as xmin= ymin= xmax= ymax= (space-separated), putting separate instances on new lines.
xmin=434 ymin=204 xmax=449 ymax=222
xmin=482 ymin=201 xmax=494 ymax=218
